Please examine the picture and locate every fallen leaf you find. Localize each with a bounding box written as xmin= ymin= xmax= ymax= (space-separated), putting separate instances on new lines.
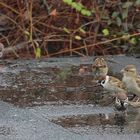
xmin=50 ymin=9 xmax=57 ymax=16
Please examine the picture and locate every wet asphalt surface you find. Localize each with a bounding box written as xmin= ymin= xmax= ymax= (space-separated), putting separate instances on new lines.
xmin=0 ymin=55 xmax=140 ymax=140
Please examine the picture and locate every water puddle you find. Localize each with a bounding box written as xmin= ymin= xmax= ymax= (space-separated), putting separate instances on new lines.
xmin=51 ymin=110 xmax=140 ymax=135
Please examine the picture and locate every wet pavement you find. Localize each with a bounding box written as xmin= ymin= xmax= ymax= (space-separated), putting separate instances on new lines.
xmin=0 ymin=55 xmax=140 ymax=140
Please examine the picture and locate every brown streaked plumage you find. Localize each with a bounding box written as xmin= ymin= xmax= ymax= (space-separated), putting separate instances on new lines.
xmin=97 ymin=75 xmax=128 ymax=111
xmin=114 ymin=92 xmax=128 ymax=111
xmin=128 ymin=101 xmax=140 ymax=107
xmin=92 ymin=57 xmax=108 ymax=77
xmin=97 ymin=75 xmax=126 ymax=93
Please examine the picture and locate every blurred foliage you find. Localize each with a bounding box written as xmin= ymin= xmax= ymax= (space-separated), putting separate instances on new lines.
xmin=63 ymin=0 xmax=92 ymax=16
xmin=0 ymin=0 xmax=140 ymax=58
xmin=35 ymin=47 xmax=41 ymax=58
xmin=102 ymin=28 xmax=110 ymax=36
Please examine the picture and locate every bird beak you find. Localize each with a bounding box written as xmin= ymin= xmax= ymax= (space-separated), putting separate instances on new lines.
xmin=121 ymin=69 xmax=124 ymax=73
xmin=95 ymin=80 xmax=102 ymax=86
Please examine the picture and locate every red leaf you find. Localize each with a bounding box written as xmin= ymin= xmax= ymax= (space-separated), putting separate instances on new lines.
xmin=50 ymin=9 xmax=57 ymax=16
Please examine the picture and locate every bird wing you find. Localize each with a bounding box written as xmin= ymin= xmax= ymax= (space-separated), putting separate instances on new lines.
xmin=109 ymin=76 xmax=125 ymax=89
xmin=136 ymin=76 xmax=140 ymax=87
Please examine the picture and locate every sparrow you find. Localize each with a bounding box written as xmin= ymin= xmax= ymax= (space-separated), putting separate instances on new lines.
xmin=97 ymin=75 xmax=126 ymax=94
xmin=121 ymin=65 xmax=140 ymax=100
xmin=92 ymin=57 xmax=108 ymax=77
xmin=114 ymin=92 xmax=128 ymax=111
xmin=97 ymin=75 xmax=128 ymax=111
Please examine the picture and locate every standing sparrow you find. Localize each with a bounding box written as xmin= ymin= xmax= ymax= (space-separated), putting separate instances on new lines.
xmin=121 ymin=65 xmax=140 ymax=100
xmin=97 ymin=75 xmax=126 ymax=93
xmin=97 ymin=75 xmax=128 ymax=111
xmin=92 ymin=57 xmax=108 ymax=77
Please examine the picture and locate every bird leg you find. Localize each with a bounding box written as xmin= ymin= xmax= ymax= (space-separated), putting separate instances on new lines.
xmin=132 ymin=96 xmax=140 ymax=102
xmin=136 ymin=98 xmax=140 ymax=102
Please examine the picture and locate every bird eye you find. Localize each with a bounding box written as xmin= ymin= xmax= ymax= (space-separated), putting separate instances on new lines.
xmin=125 ymin=69 xmax=129 ymax=72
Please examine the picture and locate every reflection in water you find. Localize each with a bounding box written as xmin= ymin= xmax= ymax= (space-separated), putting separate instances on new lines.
xmin=52 ymin=111 xmax=140 ymax=135
xmin=127 ymin=109 xmax=140 ymax=133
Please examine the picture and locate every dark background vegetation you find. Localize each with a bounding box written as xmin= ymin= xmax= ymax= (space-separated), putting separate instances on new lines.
xmin=0 ymin=0 xmax=140 ymax=58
